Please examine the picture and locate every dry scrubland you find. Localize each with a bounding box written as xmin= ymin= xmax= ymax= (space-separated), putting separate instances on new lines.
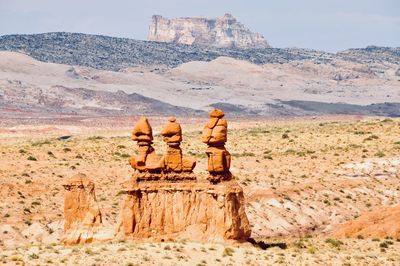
xmin=1 ymin=117 xmax=400 ymax=265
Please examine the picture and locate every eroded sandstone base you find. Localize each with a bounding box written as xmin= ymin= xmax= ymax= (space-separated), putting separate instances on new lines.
xmin=115 ymin=179 xmax=251 ymax=242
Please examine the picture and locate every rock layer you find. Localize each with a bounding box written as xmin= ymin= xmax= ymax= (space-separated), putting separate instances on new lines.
xmin=148 ymin=13 xmax=270 ymax=49
xmin=115 ymin=179 xmax=251 ymax=242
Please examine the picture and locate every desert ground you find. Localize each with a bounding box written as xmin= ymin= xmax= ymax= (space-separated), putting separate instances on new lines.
xmin=1 ymin=115 xmax=400 ymax=265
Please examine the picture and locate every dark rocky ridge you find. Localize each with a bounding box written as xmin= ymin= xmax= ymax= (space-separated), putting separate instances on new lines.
xmin=1 ymin=32 xmax=398 ymax=71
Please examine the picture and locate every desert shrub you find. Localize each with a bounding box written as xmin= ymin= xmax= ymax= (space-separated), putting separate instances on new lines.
xmin=374 ymin=151 xmax=385 ymax=158
xmin=364 ymin=135 xmax=379 ymax=141
xmin=232 ymin=152 xmax=255 ymax=157
xmin=31 ymin=140 xmax=51 ymax=147
xmin=29 ymin=253 xmax=39 ymax=260
xmin=264 ymin=155 xmax=273 ymax=160
xmin=27 ymin=156 xmax=37 ymax=161
xmin=85 ymin=248 xmax=94 ymax=255
xmin=222 ymin=247 xmax=235 ymax=257
xmin=325 ymin=238 xmax=343 ymax=247
xmin=87 ymin=136 xmax=104 ymax=141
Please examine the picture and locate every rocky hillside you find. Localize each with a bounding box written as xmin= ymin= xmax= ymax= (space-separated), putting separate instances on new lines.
xmin=148 ymin=13 xmax=270 ymax=48
xmin=1 ymin=32 xmax=398 ymax=71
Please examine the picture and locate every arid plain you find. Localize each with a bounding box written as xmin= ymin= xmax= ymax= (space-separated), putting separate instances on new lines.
xmin=1 ymin=116 xmax=400 ymax=265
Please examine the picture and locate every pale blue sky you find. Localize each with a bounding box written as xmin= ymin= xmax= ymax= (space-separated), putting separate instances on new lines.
xmin=0 ymin=0 xmax=399 ymax=52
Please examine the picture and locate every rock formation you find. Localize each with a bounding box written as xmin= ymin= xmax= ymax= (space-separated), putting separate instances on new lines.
xmin=128 ymin=116 xmax=163 ymax=173
xmin=115 ymin=114 xmax=250 ymax=242
xmin=202 ymin=109 xmax=232 ymax=182
xmin=115 ymin=179 xmax=251 ymax=242
xmin=63 ymin=113 xmax=251 ymax=244
xmin=129 ymin=116 xmax=196 ymax=181
xmin=148 ymin=13 xmax=270 ymax=49
xmin=61 ymin=173 xmax=111 ymax=244
xmin=160 ymin=116 xmax=196 ymax=173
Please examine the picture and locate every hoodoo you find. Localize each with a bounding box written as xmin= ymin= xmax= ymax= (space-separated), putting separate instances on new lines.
xmin=63 ymin=110 xmax=251 ymax=243
xmin=116 ymin=112 xmax=251 ymax=241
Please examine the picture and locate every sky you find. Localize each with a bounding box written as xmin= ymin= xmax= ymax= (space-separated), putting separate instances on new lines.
xmin=0 ymin=0 xmax=399 ymax=52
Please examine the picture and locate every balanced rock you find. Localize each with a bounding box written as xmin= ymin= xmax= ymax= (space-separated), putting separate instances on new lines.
xmin=202 ymin=108 xmax=232 ymax=182
xmin=160 ymin=116 xmax=196 ymax=173
xmin=148 ymin=13 xmax=270 ymax=49
xmin=129 ymin=116 xmax=163 ymax=172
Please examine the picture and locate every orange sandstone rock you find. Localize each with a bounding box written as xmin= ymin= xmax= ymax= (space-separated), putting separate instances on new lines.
xmin=129 ymin=117 xmax=163 ymax=172
xmin=332 ymin=205 xmax=400 ymax=238
xmin=61 ymin=173 xmax=111 ymax=244
xmin=202 ymin=109 xmax=231 ymax=182
xmin=115 ymin=179 xmax=251 ymax=242
xmin=62 ymin=114 xmax=251 ymax=245
xmin=160 ymin=116 xmax=196 ymax=173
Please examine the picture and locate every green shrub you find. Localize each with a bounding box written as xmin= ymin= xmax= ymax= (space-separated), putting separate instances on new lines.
xmin=325 ymin=238 xmax=343 ymax=247
xmin=222 ymin=247 xmax=235 ymax=257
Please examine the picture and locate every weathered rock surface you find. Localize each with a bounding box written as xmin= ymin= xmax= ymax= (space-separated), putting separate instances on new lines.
xmin=62 ymin=173 xmax=111 ymax=244
xmin=148 ymin=14 xmax=270 ymax=49
xmin=115 ymin=179 xmax=251 ymax=242
xmin=332 ymin=205 xmax=400 ymax=238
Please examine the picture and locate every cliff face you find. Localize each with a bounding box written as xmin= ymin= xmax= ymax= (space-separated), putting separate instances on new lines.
xmin=148 ymin=13 xmax=270 ymax=49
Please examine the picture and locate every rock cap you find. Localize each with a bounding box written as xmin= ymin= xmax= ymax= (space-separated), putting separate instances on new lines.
xmin=209 ymin=108 xmax=225 ymax=118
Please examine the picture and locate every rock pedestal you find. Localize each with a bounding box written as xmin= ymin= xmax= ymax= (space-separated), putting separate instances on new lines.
xmin=115 ymin=179 xmax=251 ymax=242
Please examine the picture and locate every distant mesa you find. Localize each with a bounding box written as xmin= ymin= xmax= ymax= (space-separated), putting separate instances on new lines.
xmin=148 ymin=13 xmax=270 ymax=49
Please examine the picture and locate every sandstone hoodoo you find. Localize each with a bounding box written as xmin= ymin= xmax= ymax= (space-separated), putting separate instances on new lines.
xmin=160 ymin=116 xmax=196 ymax=174
xmin=202 ymin=109 xmax=232 ymax=183
xmin=116 ymin=111 xmax=251 ymax=241
xmin=63 ymin=110 xmax=251 ymax=244
xmin=148 ymin=13 xmax=270 ymax=49
xmin=61 ymin=174 xmax=110 ymax=245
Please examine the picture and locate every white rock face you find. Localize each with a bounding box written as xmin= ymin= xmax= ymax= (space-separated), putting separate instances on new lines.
xmin=148 ymin=13 xmax=270 ymax=49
